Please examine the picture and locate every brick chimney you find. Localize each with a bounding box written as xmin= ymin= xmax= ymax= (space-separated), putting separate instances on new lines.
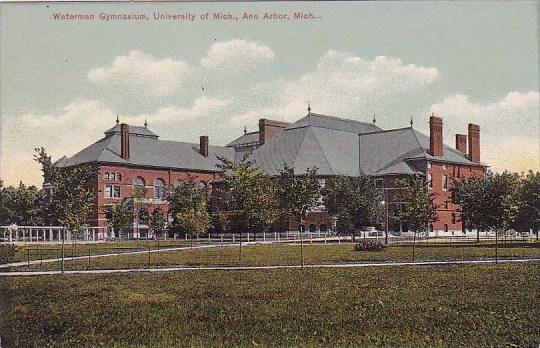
xmin=468 ymin=123 xmax=480 ymax=163
xmin=259 ymin=119 xmax=290 ymax=145
xmin=120 ymin=123 xmax=130 ymax=160
xmin=429 ymin=114 xmax=443 ymax=157
xmin=200 ymin=135 xmax=209 ymax=157
xmin=455 ymin=134 xmax=467 ymax=153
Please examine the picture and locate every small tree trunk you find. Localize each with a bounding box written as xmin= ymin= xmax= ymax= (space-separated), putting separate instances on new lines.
xmin=412 ymin=230 xmax=416 ymax=262
xmin=477 ymin=228 xmax=480 ymax=243
xmin=61 ymin=229 xmax=65 ymax=275
xmin=300 ymin=217 xmax=304 ymax=270
xmin=495 ymin=229 xmax=498 ymax=264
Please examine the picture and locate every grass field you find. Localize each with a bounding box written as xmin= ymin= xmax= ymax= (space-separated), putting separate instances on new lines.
xmin=10 ymin=242 xmax=540 ymax=271
xmin=1 ymin=263 xmax=538 ymax=347
xmin=10 ymin=240 xmax=192 ymax=263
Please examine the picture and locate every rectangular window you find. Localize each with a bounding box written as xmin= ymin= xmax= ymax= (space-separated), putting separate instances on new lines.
xmin=427 ymin=173 xmax=433 ymax=189
xmin=427 ymin=161 xmax=431 ymax=169
xmin=442 ymin=175 xmax=448 ymax=191
xmin=104 ymin=185 xmax=112 ymax=198
xmin=451 ymin=213 xmax=456 ymax=224
xmin=375 ymin=179 xmax=384 ymax=189
xmin=105 ymin=185 xmax=120 ymax=198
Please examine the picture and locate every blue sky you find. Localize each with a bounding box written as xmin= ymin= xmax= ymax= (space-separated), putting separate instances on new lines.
xmin=1 ymin=1 xmax=538 ymax=186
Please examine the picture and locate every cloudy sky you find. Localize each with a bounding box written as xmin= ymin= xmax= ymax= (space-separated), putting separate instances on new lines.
xmin=0 ymin=1 xmax=538 ymax=186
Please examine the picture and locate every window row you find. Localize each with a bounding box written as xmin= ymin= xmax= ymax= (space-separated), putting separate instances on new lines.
xmin=105 ymin=177 xmax=208 ymax=199
xmin=104 ymin=172 xmax=122 ymax=181
xmin=427 ymin=174 xmax=449 ymax=191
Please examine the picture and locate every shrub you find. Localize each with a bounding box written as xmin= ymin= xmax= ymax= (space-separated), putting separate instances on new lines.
xmin=353 ymin=240 xmax=386 ymax=252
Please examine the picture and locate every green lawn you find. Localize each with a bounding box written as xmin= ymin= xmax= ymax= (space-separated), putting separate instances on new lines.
xmin=11 ymin=240 xmax=192 ymax=263
xmin=11 ymin=242 xmax=540 ymax=272
xmin=1 ymin=263 xmax=538 ymax=347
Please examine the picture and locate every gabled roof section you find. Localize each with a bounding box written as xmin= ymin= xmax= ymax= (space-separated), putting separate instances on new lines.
xmin=251 ymin=123 xmax=362 ymax=176
xmin=359 ymin=128 xmax=420 ymax=175
xmin=104 ymin=124 xmax=159 ymax=139
xmin=286 ymin=113 xmax=382 ymax=134
xmin=227 ymin=131 xmax=260 ymax=147
xmin=56 ymin=132 xmax=234 ymax=172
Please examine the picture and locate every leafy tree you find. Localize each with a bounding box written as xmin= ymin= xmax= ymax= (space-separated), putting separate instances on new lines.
xmin=168 ymin=180 xmax=211 ymax=243
xmin=452 ymin=176 xmax=487 ymax=242
xmin=394 ymin=175 xmax=438 ymax=261
xmin=452 ymin=171 xmax=521 ymax=261
xmin=276 ymin=165 xmax=321 ymax=268
xmin=0 ymin=182 xmax=43 ymax=226
xmin=34 ymin=147 xmax=96 ymax=236
xmin=323 ymin=176 xmax=383 ymax=241
xmin=101 ymin=200 xmax=133 ymax=238
xmin=515 ymin=171 xmax=540 ymax=240
xmin=214 ymin=156 xmax=281 ymax=260
xmin=150 ymin=207 xmax=167 ymax=238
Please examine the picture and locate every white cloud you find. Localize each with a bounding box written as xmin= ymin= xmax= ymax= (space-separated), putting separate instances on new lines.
xmin=130 ymin=96 xmax=233 ymax=125
xmin=430 ymin=91 xmax=539 ymax=172
xmin=230 ymin=50 xmax=440 ymax=124
xmin=200 ymin=39 xmax=275 ymax=70
xmin=88 ymin=50 xmax=191 ymax=98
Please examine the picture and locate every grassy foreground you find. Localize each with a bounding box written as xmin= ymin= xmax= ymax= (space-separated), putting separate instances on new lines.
xmin=13 ymin=242 xmax=540 ymax=271
xmin=1 ymin=263 xmax=539 ymax=347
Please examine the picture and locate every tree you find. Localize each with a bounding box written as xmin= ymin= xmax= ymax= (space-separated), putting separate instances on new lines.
xmin=515 ymin=171 xmax=540 ymax=240
xmin=168 ymin=180 xmax=211 ymax=244
xmin=452 ymin=171 xmax=521 ymax=261
xmin=452 ymin=176 xmax=487 ymax=242
xmin=0 ymin=182 xmax=42 ymax=226
xmin=214 ymin=156 xmax=281 ymax=260
xmin=101 ymin=200 xmax=133 ymax=239
xmin=276 ymin=165 xmax=321 ymax=268
xmin=394 ymin=175 xmax=438 ymax=261
xmin=34 ymin=147 xmax=96 ymax=236
xmin=150 ymin=208 xmax=167 ymax=238
xmin=323 ymin=176 xmax=384 ymax=241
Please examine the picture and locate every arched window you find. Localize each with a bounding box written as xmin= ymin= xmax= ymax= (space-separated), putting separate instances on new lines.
xmin=116 ymin=173 xmax=122 ymax=181
xmin=104 ymin=172 xmax=110 ymax=180
xmin=133 ymin=177 xmax=146 ymax=198
xmin=154 ymin=178 xmax=166 ymax=199
xmin=320 ymin=224 xmax=328 ymax=232
xmin=309 ymin=224 xmax=316 ymax=232
xmin=444 ymin=224 xmax=449 ymax=233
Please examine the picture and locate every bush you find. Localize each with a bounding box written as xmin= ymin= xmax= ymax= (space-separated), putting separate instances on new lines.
xmin=353 ymin=240 xmax=386 ymax=252
xmin=0 ymin=244 xmax=17 ymax=264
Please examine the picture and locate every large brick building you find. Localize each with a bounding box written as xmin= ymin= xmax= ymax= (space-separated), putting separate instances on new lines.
xmin=55 ymin=112 xmax=485 ymax=236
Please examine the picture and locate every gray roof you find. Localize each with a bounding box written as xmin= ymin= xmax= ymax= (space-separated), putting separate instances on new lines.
xmin=56 ymin=127 xmax=234 ymax=172
xmin=250 ymin=113 xmax=483 ymax=177
xmin=227 ymin=131 xmax=260 ymax=147
xmin=104 ymin=124 xmax=159 ymax=138
xmin=287 ymin=113 xmax=382 ymax=133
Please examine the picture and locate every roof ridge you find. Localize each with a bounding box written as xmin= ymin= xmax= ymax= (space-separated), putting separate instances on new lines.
xmin=359 ymin=126 xmax=412 ymax=136
xmin=309 ymin=113 xmax=374 ymax=126
xmin=410 ymin=128 xmax=428 ymax=157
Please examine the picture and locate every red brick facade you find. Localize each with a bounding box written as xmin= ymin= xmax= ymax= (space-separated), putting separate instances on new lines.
xmin=93 ymin=165 xmax=218 ymax=228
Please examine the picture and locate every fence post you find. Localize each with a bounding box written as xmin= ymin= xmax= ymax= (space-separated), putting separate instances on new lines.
xmin=208 ymin=233 xmax=211 ymax=244
xmin=221 ymin=234 xmax=223 ymax=247
xmin=233 ymin=234 xmax=235 ymax=243
xmin=263 ymin=231 xmax=266 ymax=242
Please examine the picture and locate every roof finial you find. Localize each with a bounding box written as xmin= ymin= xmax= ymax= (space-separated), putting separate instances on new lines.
xmin=410 ymin=115 xmax=414 ymax=127
xmin=307 ymin=103 xmax=311 ymax=116
xmin=243 ymin=126 xmax=247 ymax=134
xmin=116 ymin=113 xmax=119 ymax=125
xmin=372 ymin=113 xmax=376 ymax=124
xmin=144 ymin=117 xmax=148 ymax=128
xmin=431 ymin=111 xmax=435 ymax=117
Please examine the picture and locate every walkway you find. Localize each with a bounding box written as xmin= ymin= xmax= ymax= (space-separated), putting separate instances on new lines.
xmin=1 ymin=258 xmax=539 ymax=276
